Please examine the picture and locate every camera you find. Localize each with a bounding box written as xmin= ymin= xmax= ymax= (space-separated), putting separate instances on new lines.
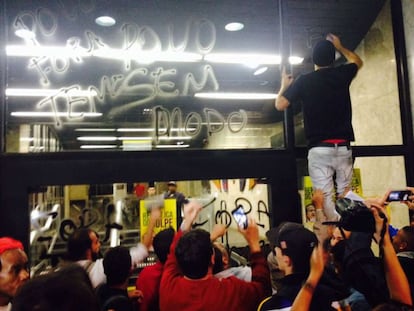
xmin=333 ymin=198 xmax=375 ymax=233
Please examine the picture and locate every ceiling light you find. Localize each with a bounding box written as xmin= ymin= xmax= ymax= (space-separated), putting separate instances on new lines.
xmin=194 ymin=92 xmax=277 ymax=100
xmin=158 ymin=136 xmax=191 ymax=140
xmin=75 ymin=128 xmax=116 ymax=132
xmin=288 ymin=56 xmax=304 ymax=64
xmin=122 ymin=141 xmax=152 ymax=151
xmin=254 ymin=67 xmax=268 ymax=75
xmin=80 ymin=145 xmax=118 ymax=149
xmin=204 ymin=53 xmax=281 ymax=65
xmin=77 ymin=136 xmax=117 ymax=141
xmin=117 ymin=128 xmax=155 ymax=132
xmin=225 ymin=22 xmax=244 ymax=31
xmin=155 ymin=144 xmax=190 ymax=149
xmin=14 ymin=29 xmax=36 ymax=39
xmin=6 ymin=88 xmax=97 ymax=97
xmin=6 ymin=45 xmax=89 ymax=57
xmin=92 ymin=49 xmax=202 ymax=63
xmin=11 ymin=112 xmax=102 ymax=117
xmin=95 ymin=16 xmax=116 ymax=27
xmin=118 ymin=137 xmax=152 ymax=141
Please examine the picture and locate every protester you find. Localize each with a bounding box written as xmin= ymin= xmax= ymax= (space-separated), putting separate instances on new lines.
xmin=275 ymin=33 xmax=363 ymax=221
xmin=136 ymin=228 xmax=175 ymax=311
xmin=159 ymin=201 xmax=271 ymax=310
xmin=66 ymin=207 xmax=160 ymax=287
xmin=11 ymin=264 xmax=99 ymax=311
xmin=0 ymin=238 xmax=29 ymax=311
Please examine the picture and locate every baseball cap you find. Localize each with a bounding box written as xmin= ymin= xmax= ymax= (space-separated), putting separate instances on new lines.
xmin=167 ymin=181 xmax=177 ymax=186
xmin=0 ymin=237 xmax=24 ymax=255
xmin=266 ymin=222 xmax=303 ymax=249
xmin=277 ymin=227 xmax=317 ymax=255
xmin=312 ymin=40 xmax=335 ymax=66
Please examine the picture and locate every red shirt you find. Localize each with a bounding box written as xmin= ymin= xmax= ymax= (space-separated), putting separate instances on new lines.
xmin=136 ymin=261 xmax=164 ymax=311
xmin=159 ymin=230 xmax=271 ymax=311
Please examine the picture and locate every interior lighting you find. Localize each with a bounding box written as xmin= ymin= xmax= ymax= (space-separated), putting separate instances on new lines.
xmin=194 ymin=92 xmax=277 ymax=100
xmin=95 ymin=16 xmax=116 ymax=27
xmin=6 ymin=88 xmax=97 ymax=97
xmin=6 ymin=45 xmax=89 ymax=57
xmin=75 ymin=128 xmax=116 ymax=132
xmin=117 ymin=128 xmax=155 ymax=132
xmin=77 ymin=136 xmax=117 ymax=141
xmin=20 ymin=137 xmax=34 ymax=142
xmin=11 ymin=112 xmax=102 ymax=117
xmin=289 ymin=56 xmax=304 ymax=64
xmin=204 ymin=53 xmax=281 ymax=65
xmin=14 ymin=29 xmax=36 ymax=39
xmin=80 ymin=145 xmax=118 ymax=149
xmin=225 ymin=22 xmax=244 ymax=31
xmin=155 ymin=144 xmax=190 ymax=149
xmin=117 ymin=137 xmax=153 ymax=141
xmin=92 ymin=49 xmax=202 ymax=63
xmin=253 ymin=66 xmax=268 ymax=75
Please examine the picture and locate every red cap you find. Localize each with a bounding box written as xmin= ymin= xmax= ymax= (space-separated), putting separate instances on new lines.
xmin=0 ymin=237 xmax=24 ymax=255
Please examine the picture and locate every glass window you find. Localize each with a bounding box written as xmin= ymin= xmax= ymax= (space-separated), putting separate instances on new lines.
xmin=5 ymin=0 xmax=285 ymax=152
xmin=29 ymin=178 xmax=271 ymax=275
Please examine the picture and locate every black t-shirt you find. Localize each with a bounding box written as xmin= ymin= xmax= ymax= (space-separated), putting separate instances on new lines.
xmin=283 ymin=63 xmax=358 ymax=147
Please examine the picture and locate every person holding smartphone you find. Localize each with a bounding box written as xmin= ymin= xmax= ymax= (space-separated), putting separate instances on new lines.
xmin=159 ymin=201 xmax=271 ymax=311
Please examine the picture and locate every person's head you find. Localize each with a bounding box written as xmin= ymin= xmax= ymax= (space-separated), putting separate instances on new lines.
xmin=212 ymin=242 xmax=230 ymax=274
xmin=392 ymin=225 xmax=414 ymax=253
xmin=103 ymin=246 xmax=131 ymax=287
xmin=175 ymin=229 xmax=213 ymax=279
xmin=147 ymin=187 xmax=156 ymax=196
xmin=167 ymin=181 xmax=177 ymax=194
xmin=305 ymin=204 xmax=316 ymax=222
xmin=153 ymin=228 xmax=175 ymax=264
xmin=0 ymin=238 xmax=29 ymax=306
xmin=269 ymin=222 xmax=317 ymax=275
xmin=330 ymin=226 xmax=351 ymax=247
xmin=312 ymin=40 xmax=336 ymax=67
xmin=11 ymin=265 xmax=98 ymax=311
xmin=67 ymin=228 xmax=101 ymax=261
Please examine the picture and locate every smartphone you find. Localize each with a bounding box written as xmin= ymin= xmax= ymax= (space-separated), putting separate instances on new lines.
xmin=231 ymin=205 xmax=248 ymax=229
xmin=387 ymin=190 xmax=412 ymax=202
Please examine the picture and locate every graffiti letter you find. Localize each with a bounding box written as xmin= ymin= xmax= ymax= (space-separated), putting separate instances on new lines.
xmin=227 ymin=110 xmax=247 ymax=133
xmin=204 ymin=108 xmax=225 ymax=134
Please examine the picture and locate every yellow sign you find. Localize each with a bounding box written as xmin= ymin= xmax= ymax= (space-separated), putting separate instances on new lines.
xmin=139 ymin=198 xmax=177 ymax=241
xmin=303 ymin=168 xmax=363 ymax=205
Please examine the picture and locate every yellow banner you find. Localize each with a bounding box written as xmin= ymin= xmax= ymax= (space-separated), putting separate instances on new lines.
xmin=139 ymin=198 xmax=177 ymax=241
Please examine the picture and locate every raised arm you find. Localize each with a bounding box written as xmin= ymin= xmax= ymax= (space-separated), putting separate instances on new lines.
xmin=326 ymin=33 xmax=363 ymax=69
xmin=370 ymin=202 xmax=412 ymax=306
xmin=291 ymin=245 xmax=326 ymax=311
xmin=275 ymin=66 xmax=294 ymax=111
xmin=142 ymin=207 xmax=161 ymax=249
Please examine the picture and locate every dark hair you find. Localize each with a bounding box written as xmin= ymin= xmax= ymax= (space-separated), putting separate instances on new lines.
xmin=67 ymin=228 xmax=94 ymax=261
xmin=103 ymin=246 xmax=131 ymax=286
xmin=175 ymin=229 xmax=212 ymax=279
xmin=312 ymin=40 xmax=335 ymax=66
xmin=400 ymin=226 xmax=414 ymax=251
xmin=153 ymin=228 xmax=175 ymax=263
xmin=212 ymin=244 xmax=224 ymax=274
xmin=11 ymin=265 xmax=98 ymax=311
